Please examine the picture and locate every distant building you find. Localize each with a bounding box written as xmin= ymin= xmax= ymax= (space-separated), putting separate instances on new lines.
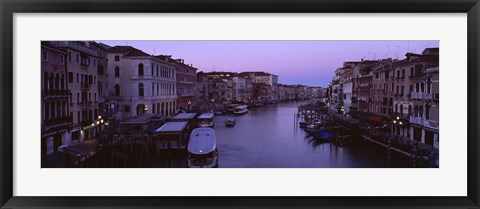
xmin=107 ymin=46 xmax=177 ymax=120
xmin=158 ymin=56 xmax=197 ymax=112
xmin=239 ymin=71 xmax=278 ymax=102
xmin=232 ymin=76 xmax=247 ymax=101
xmin=196 ymin=71 xmax=210 ymax=109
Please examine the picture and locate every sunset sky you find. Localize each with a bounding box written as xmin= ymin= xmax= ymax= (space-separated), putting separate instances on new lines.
xmin=99 ymin=40 xmax=439 ymax=87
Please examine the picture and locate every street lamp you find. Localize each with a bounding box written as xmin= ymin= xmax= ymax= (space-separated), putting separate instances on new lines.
xmin=187 ymin=100 xmax=191 ymax=112
xmin=340 ymin=106 xmax=344 ymax=120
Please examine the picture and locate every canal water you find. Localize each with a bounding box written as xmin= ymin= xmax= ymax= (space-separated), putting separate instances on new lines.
xmin=215 ymin=101 xmax=411 ymax=168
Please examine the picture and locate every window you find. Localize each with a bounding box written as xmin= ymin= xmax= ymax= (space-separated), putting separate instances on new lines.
xmin=41 ymin=50 xmax=48 ymax=61
xmin=139 ymin=83 xmax=144 ymax=96
xmin=68 ymin=51 xmax=72 ymax=62
xmin=76 ymin=73 xmax=79 ymax=83
xmin=115 ymin=84 xmax=120 ymax=96
xmin=401 ymin=85 xmax=404 ymax=96
xmin=402 ymin=69 xmax=405 ymax=78
xmin=124 ymin=105 xmax=130 ymax=112
xmin=68 ymin=72 xmax=73 ymax=83
xmin=93 ymin=59 xmax=96 ymax=67
xmin=60 ymin=55 xmax=64 ymax=64
xmin=425 ymin=105 xmax=430 ymax=120
xmin=138 ymin=63 xmax=144 ymax=76
xmin=76 ymin=53 xmax=79 ymax=63
xmin=115 ymin=55 xmax=120 ymax=61
xmin=115 ymin=67 xmax=120 ymax=77
xmin=410 ymin=67 xmax=414 ymax=77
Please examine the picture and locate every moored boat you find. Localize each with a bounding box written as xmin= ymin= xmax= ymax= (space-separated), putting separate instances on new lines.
xmin=225 ymin=118 xmax=236 ymax=127
xmin=233 ymin=105 xmax=248 ymax=115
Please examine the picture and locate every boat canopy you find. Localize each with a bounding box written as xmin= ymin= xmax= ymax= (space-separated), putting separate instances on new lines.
xmin=171 ymin=113 xmax=197 ymax=121
xmin=198 ymin=113 xmax=214 ymax=119
xmin=188 ymin=128 xmax=216 ymax=154
xmin=346 ymin=111 xmax=389 ymax=124
xmin=155 ymin=122 xmax=188 ymax=134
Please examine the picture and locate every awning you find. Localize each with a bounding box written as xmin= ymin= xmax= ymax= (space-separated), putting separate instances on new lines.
xmin=347 ymin=111 xmax=388 ymax=124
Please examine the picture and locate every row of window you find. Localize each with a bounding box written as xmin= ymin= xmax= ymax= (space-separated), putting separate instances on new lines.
xmin=374 ymin=67 xmax=415 ymax=80
xmin=75 ymin=109 xmax=98 ymax=124
xmin=369 ymin=103 xmax=435 ymax=121
xmin=113 ymin=64 xmax=175 ymax=80
xmin=67 ymin=51 xmax=97 ymax=67
xmin=43 ymin=72 xmax=66 ymax=90
xmin=67 ymin=72 xmax=97 ymax=86
xmin=70 ymin=92 xmax=98 ymax=104
xmin=123 ymin=101 xmax=176 ymax=117
xmin=41 ymin=50 xmax=65 ymax=65
xmin=43 ymin=101 xmax=68 ymax=121
xmin=370 ymin=81 xmax=435 ymax=96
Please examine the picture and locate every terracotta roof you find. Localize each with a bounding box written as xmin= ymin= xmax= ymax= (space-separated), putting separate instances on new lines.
xmin=422 ymin=47 xmax=439 ymax=55
xmin=107 ymin=46 xmax=136 ymax=53
xmin=415 ymin=55 xmax=439 ymax=63
xmin=240 ymin=71 xmax=273 ymax=76
xmin=124 ymin=49 xmax=151 ymax=57
xmin=405 ymin=52 xmax=422 ymax=57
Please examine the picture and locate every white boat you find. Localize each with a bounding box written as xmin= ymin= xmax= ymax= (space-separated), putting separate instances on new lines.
xmin=225 ymin=118 xmax=236 ymax=127
xmin=197 ymin=113 xmax=215 ymax=128
xmin=233 ymin=105 xmax=248 ymax=115
xmin=187 ymin=128 xmax=218 ymax=168
xmin=225 ymin=104 xmax=239 ymax=113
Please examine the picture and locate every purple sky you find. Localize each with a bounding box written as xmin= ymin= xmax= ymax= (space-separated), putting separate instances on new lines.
xmin=99 ymin=40 xmax=438 ymax=87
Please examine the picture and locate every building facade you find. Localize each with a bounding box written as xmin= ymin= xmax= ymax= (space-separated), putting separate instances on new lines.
xmin=107 ymin=46 xmax=177 ymax=120
xmin=41 ymin=42 xmax=72 ymax=156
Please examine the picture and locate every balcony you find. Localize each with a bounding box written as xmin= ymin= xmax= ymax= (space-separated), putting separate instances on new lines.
xmin=48 ymin=41 xmax=100 ymax=57
xmin=411 ymin=92 xmax=437 ymax=100
xmin=77 ymin=101 xmax=94 ymax=109
xmin=180 ymin=93 xmax=195 ymax=97
xmin=131 ymin=75 xmax=153 ymax=80
xmin=43 ymin=115 xmax=73 ymax=128
xmin=409 ymin=116 xmax=422 ymax=125
xmin=409 ymin=116 xmax=439 ymax=130
xmin=43 ymin=89 xmax=71 ymax=97
xmin=180 ymin=80 xmax=194 ymax=84
xmin=80 ymin=82 xmax=91 ymax=91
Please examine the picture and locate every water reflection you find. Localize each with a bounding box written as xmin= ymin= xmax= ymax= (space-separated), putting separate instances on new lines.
xmin=215 ymin=101 xmax=410 ymax=168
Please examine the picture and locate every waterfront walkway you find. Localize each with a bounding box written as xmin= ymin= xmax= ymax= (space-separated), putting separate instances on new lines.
xmin=327 ymin=109 xmax=439 ymax=167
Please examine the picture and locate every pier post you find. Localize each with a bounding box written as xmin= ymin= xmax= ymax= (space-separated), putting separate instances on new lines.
xmin=411 ymin=145 xmax=417 ymax=168
xmin=387 ymin=137 xmax=391 ymax=168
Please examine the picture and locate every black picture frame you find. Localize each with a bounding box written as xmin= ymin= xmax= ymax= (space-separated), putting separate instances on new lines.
xmin=1 ymin=0 xmax=479 ymax=208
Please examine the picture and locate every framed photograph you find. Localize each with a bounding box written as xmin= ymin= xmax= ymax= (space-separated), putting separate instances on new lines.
xmin=1 ymin=0 xmax=479 ymax=208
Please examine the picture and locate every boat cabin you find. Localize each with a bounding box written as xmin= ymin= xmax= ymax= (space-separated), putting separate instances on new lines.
xmin=197 ymin=113 xmax=215 ymax=128
xmin=187 ymin=128 xmax=218 ymax=168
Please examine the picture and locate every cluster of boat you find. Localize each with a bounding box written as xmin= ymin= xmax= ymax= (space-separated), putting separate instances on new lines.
xmin=298 ymin=108 xmax=337 ymax=140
